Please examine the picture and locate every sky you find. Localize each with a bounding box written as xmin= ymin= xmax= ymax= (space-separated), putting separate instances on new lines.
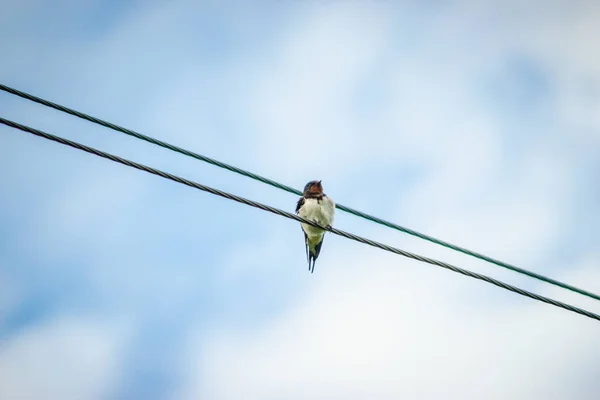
xmin=1 ymin=0 xmax=600 ymax=399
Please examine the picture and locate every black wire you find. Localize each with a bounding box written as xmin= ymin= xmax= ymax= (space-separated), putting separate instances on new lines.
xmin=1 ymin=116 xmax=599 ymax=323
xmin=2 ymin=83 xmax=599 ymax=302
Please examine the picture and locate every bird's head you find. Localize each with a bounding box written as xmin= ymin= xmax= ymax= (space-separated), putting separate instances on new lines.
xmin=303 ymin=180 xmax=323 ymax=196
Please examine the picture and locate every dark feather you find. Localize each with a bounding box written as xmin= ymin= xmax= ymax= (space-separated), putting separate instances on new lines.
xmin=313 ymin=237 xmax=324 ymax=260
xmin=295 ymin=196 xmax=305 ymax=214
xmin=310 ymin=236 xmax=325 ymax=273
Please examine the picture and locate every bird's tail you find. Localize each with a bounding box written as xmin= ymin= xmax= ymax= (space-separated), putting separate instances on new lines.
xmin=305 ymin=236 xmax=324 ymax=274
xmin=308 ymin=253 xmax=317 ymax=274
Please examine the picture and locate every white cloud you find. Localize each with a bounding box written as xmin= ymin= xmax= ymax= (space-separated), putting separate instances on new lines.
xmin=244 ymin=3 xmax=394 ymax=181
xmin=174 ymin=3 xmax=600 ymax=399
xmin=190 ymin=248 xmax=600 ymax=400
xmin=0 ymin=316 xmax=127 ymax=400
xmin=2 ymin=1 xmax=600 ymax=399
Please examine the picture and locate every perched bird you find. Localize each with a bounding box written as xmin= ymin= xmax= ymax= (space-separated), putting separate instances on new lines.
xmin=295 ymin=180 xmax=335 ymax=273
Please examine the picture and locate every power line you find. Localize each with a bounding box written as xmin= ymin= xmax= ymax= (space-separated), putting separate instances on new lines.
xmin=1 ymin=84 xmax=598 ymax=303
xmin=1 ymin=116 xmax=599 ymax=323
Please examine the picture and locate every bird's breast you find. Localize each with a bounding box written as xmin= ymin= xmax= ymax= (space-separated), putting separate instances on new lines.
xmin=299 ymin=199 xmax=324 ymax=219
xmin=299 ymin=198 xmax=335 ymax=236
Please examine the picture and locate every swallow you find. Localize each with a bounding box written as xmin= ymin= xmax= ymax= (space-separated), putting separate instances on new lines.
xmin=295 ymin=180 xmax=335 ymax=273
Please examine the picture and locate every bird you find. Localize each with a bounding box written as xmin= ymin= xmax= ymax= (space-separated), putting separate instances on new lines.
xmin=295 ymin=180 xmax=335 ymax=273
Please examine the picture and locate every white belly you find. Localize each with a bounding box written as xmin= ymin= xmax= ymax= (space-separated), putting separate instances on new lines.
xmin=299 ymin=197 xmax=335 ymax=238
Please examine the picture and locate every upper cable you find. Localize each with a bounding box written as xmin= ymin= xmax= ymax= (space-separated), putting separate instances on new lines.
xmin=1 ymin=82 xmax=599 ymax=302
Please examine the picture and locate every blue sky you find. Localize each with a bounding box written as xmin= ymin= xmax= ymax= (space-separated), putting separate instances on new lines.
xmin=1 ymin=1 xmax=600 ymax=399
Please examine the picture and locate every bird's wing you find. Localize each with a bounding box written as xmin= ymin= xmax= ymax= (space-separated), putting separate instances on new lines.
xmin=313 ymin=235 xmax=324 ymax=260
xmin=295 ymin=196 xmax=305 ymax=214
xmin=308 ymin=235 xmax=324 ymax=273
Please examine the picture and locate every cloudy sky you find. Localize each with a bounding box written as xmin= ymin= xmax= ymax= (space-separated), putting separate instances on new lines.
xmin=1 ymin=1 xmax=600 ymax=399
